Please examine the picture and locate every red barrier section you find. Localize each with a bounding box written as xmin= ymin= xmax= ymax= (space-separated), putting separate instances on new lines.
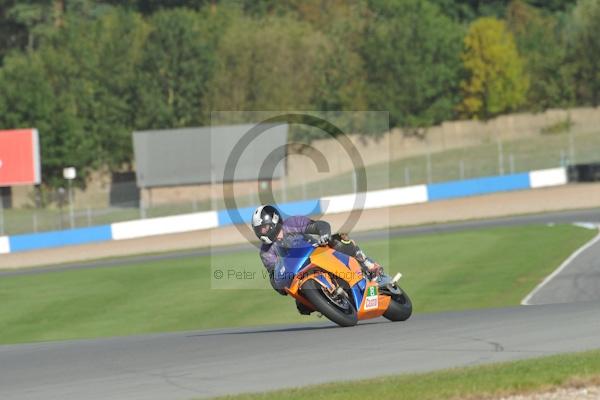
xmin=0 ymin=129 xmax=41 ymax=186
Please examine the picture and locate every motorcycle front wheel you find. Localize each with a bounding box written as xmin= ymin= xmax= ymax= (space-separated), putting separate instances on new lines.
xmin=383 ymin=286 xmax=413 ymax=322
xmin=301 ymin=279 xmax=358 ymax=327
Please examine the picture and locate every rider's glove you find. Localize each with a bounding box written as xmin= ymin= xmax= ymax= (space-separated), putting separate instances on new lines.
xmin=364 ymin=258 xmax=383 ymax=276
xmin=317 ymin=233 xmax=330 ymax=246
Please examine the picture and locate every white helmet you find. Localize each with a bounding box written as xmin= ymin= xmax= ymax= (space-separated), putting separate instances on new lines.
xmin=251 ymin=205 xmax=283 ymax=244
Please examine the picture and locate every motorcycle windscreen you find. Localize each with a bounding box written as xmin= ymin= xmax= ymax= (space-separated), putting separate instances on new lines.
xmin=273 ymin=243 xmax=314 ymax=289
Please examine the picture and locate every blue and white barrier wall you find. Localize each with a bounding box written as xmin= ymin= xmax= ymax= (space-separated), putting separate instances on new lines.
xmin=529 ymin=167 xmax=569 ymax=188
xmin=0 ymin=236 xmax=9 ymax=254
xmin=320 ymin=167 xmax=566 ymax=214
xmin=0 ymin=167 xmax=568 ymax=254
xmin=111 ymin=211 xmax=219 ymax=240
xmin=320 ymin=185 xmax=429 ymax=214
xmin=7 ymin=225 xmax=113 ymax=253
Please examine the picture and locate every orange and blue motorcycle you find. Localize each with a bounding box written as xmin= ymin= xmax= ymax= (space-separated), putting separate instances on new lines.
xmin=273 ymin=234 xmax=412 ymax=327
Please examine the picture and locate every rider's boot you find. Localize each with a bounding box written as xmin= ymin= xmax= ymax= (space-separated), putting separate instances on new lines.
xmin=296 ymin=299 xmax=313 ymax=315
xmin=330 ymin=233 xmax=384 ymax=279
xmin=356 ymin=252 xmax=402 ymax=294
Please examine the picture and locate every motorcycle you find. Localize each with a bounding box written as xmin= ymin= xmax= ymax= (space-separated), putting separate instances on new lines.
xmin=273 ymin=234 xmax=412 ymax=327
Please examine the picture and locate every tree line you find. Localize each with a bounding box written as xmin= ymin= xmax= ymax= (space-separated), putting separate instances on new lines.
xmin=0 ymin=0 xmax=598 ymax=188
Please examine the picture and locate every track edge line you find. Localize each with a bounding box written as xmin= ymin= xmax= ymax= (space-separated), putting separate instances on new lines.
xmin=521 ymin=225 xmax=600 ymax=306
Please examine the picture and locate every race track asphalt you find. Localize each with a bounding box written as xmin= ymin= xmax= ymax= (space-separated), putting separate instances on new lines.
xmin=2 ymin=208 xmax=600 ymax=400
xmin=1 ymin=302 xmax=600 ymax=400
xmin=524 ymin=228 xmax=600 ymax=305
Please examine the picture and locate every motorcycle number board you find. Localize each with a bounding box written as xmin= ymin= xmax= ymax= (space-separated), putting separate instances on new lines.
xmin=0 ymin=129 xmax=41 ymax=186
xmin=364 ymin=286 xmax=379 ymax=310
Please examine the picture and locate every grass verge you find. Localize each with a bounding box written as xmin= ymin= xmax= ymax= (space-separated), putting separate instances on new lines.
xmin=211 ymin=349 xmax=600 ymax=400
xmin=0 ymin=224 xmax=594 ymax=344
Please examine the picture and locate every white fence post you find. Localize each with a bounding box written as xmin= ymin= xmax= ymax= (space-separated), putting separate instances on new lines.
xmin=426 ymin=152 xmax=432 ymax=183
xmin=0 ymin=195 xmax=4 ymax=235
xmin=497 ymin=140 xmax=505 ymax=175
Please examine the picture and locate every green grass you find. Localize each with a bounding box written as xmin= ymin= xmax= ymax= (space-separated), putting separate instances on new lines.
xmin=0 ymin=224 xmax=594 ymax=344
xmin=212 ymin=349 xmax=600 ymax=400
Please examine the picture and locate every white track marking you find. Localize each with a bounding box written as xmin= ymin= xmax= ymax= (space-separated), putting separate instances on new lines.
xmin=521 ymin=224 xmax=600 ymax=305
xmin=573 ymin=222 xmax=599 ymax=230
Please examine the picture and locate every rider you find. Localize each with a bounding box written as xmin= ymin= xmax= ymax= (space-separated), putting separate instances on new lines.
xmin=251 ymin=204 xmax=382 ymax=314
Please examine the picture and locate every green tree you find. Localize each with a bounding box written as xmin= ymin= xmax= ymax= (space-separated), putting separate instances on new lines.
xmin=210 ymin=15 xmax=329 ymax=112
xmin=211 ymin=4 xmax=372 ymax=141
xmin=6 ymin=0 xmax=59 ymax=52
xmin=525 ymin=0 xmax=578 ymax=12
xmin=104 ymin=0 xmax=214 ymax=15
xmin=428 ymin=0 xmax=507 ymax=21
xmin=3 ymin=0 xmax=111 ymax=55
xmin=0 ymin=53 xmax=93 ymax=188
xmin=507 ymin=0 xmax=573 ymax=109
xmin=42 ymin=8 xmax=149 ymax=170
xmin=0 ymin=0 xmax=28 ymax=62
xmin=362 ymin=0 xmax=464 ymax=128
xmin=567 ymin=0 xmax=600 ymax=105
xmin=458 ymin=17 xmax=528 ymax=119
xmin=87 ymin=9 xmax=149 ymax=169
xmin=134 ymin=7 xmax=223 ymax=130
xmin=302 ymin=1 xmax=369 ymax=113
xmin=0 ymin=7 xmax=149 ymax=187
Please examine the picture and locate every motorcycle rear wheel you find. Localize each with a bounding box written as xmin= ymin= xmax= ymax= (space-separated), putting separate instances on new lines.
xmin=301 ymin=279 xmax=358 ymax=327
